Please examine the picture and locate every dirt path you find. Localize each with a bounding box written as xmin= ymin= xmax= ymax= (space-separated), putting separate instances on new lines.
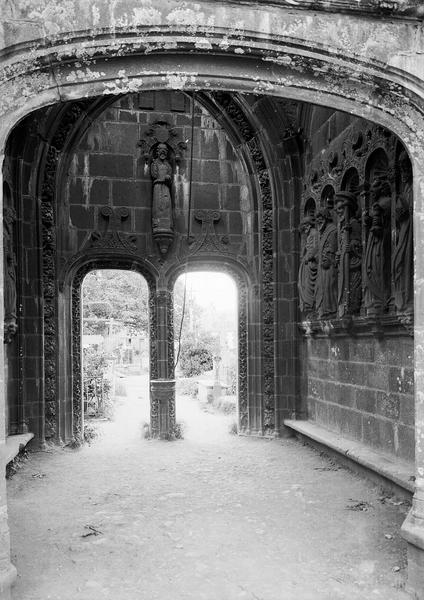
xmin=8 ymin=376 xmax=410 ymax=600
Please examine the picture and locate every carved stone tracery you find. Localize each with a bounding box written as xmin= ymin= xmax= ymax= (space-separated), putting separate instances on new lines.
xmin=40 ymin=102 xmax=89 ymax=438
xmin=3 ymin=206 xmax=18 ymax=344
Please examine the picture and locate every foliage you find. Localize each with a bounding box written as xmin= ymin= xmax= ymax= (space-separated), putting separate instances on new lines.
xmin=176 ymin=377 xmax=198 ymax=398
xmin=173 ymin=422 xmax=185 ymax=440
xmin=83 ymin=423 xmax=100 ymax=445
xmin=83 ymin=346 xmax=109 ymax=379
xmin=83 ymin=270 xmax=149 ymax=336
xmin=213 ymin=395 xmax=236 ymax=414
xmin=179 ymin=339 xmax=214 ymax=377
xmin=83 ymin=346 xmax=112 ymax=418
xmin=227 ymin=367 xmax=237 ymax=395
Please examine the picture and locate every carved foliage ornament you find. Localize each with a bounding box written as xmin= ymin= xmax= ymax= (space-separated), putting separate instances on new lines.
xmin=40 ymin=101 xmax=88 ymax=438
xmin=212 ymin=92 xmax=275 ymax=432
xmin=3 ymin=206 xmax=18 ymax=344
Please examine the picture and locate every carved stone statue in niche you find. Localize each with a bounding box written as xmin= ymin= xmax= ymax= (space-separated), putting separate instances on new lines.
xmin=150 ymin=142 xmax=174 ymax=255
xmin=335 ymin=191 xmax=362 ymax=316
xmin=315 ymin=208 xmax=338 ymax=319
xmin=363 ymin=176 xmax=392 ymax=317
xmin=298 ymin=216 xmax=318 ymax=316
xmin=4 ymin=207 xmax=17 ymax=343
xmin=393 ymin=151 xmax=413 ymax=318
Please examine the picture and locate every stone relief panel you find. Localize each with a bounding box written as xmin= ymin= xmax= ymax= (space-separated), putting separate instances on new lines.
xmin=393 ymin=150 xmax=413 ymax=324
xmin=298 ymin=123 xmax=413 ymax=336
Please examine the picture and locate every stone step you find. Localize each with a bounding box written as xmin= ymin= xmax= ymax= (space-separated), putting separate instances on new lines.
xmin=1 ymin=433 xmax=34 ymax=466
xmin=284 ymin=419 xmax=414 ymax=496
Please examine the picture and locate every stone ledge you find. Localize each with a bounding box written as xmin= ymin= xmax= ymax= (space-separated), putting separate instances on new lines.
xmin=1 ymin=433 xmax=34 ymax=466
xmin=284 ymin=419 xmax=414 ymax=495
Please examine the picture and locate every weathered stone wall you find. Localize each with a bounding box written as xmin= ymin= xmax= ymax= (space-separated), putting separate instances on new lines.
xmin=61 ymin=92 xmax=251 ymax=267
xmin=303 ymin=336 xmax=414 ymax=460
xmin=298 ymin=107 xmax=415 ymax=460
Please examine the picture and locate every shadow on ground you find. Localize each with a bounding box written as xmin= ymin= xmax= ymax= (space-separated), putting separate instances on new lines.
xmin=8 ymin=375 xmax=410 ymax=600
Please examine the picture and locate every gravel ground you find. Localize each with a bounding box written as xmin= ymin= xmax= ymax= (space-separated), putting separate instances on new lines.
xmin=8 ymin=375 xmax=411 ymax=600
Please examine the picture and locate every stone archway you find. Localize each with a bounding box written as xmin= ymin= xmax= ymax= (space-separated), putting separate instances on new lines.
xmin=1 ymin=4 xmax=424 ymax=597
xmin=167 ymin=260 xmax=250 ymax=434
xmin=69 ymin=259 xmax=157 ymax=444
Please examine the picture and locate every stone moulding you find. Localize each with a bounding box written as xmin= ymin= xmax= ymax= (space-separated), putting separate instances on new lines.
xmin=248 ymin=0 xmax=424 ymax=18
xmin=39 ymin=101 xmax=90 ymax=440
xmin=211 ymin=92 xmax=276 ymax=434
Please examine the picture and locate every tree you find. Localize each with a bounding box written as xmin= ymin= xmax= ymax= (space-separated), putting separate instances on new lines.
xmin=179 ymin=339 xmax=214 ymax=377
xmin=82 ymin=270 xmax=149 ymax=336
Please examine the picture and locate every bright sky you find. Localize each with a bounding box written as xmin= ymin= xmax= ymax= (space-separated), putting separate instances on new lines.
xmin=178 ymin=272 xmax=237 ymax=311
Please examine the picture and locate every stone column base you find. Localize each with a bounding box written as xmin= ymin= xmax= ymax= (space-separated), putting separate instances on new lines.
xmin=150 ymin=379 xmax=176 ymax=439
xmin=0 ymin=563 xmax=17 ymax=600
xmin=401 ymin=508 xmax=424 ymax=599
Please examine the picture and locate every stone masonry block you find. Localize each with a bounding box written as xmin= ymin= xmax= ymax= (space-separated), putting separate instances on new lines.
xmin=134 ymin=209 xmax=151 ymax=234
xmin=329 ymin=341 xmax=349 ymax=362
xmin=89 ymin=179 xmax=110 ymax=205
xmin=339 ymin=407 xmax=362 ymax=440
xmin=397 ymin=425 xmax=415 ymax=461
xmin=68 ymin=177 xmax=84 ymax=205
xmin=336 ymin=361 xmax=365 ymax=386
xmin=200 ymin=131 xmax=220 ymax=160
xmin=192 ymin=182 xmax=219 ymax=209
xmin=356 ymin=388 xmax=377 ymax=414
xmin=90 ymin=154 xmax=134 ymax=179
xmin=118 ymin=110 xmax=137 ymax=123
xmin=336 ymin=384 xmax=356 ymax=408
xmin=389 ymin=367 xmax=414 ymax=395
xmin=70 ymin=206 xmax=95 ymax=230
xmin=315 ymin=399 xmax=329 ymax=425
xmin=97 ymin=122 xmax=139 ymax=154
xmin=349 ymin=340 xmax=374 ymax=363
xmin=200 ymin=160 xmax=224 ymax=184
xmin=111 ymin=180 xmax=137 ymax=207
xmin=376 ymin=392 xmax=400 ymax=421
xmin=367 ymin=364 xmax=389 ymax=392
xmin=326 ymin=403 xmax=342 ymax=432
xmin=362 ymin=415 xmax=394 ymax=451
xmin=224 ymin=186 xmax=242 ymax=211
xmin=307 ymin=338 xmax=329 ymax=360
xmin=308 ymin=378 xmax=323 ymax=399
xmin=399 ymin=394 xmax=415 ymax=427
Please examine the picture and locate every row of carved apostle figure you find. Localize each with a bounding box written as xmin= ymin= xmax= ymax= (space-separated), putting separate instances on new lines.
xmin=298 ymin=151 xmax=413 ymax=322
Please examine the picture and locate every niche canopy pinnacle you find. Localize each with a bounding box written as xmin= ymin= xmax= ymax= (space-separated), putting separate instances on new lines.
xmin=138 ymin=121 xmax=187 ymax=166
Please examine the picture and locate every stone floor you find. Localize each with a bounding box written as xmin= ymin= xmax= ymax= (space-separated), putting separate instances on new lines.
xmin=8 ymin=375 xmax=411 ymax=600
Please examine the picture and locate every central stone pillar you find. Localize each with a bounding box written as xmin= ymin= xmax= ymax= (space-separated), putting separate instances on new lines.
xmin=150 ymin=379 xmax=176 ymax=439
xmin=150 ymin=290 xmax=175 ymax=439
